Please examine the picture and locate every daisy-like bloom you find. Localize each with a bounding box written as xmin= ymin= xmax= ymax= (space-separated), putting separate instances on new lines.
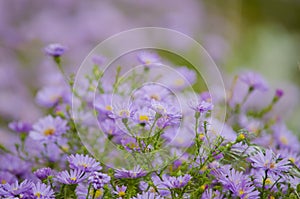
xmin=190 ymin=100 xmax=213 ymax=115
xmin=201 ymin=189 xmax=224 ymax=199
xmin=131 ymin=191 xmax=164 ymax=199
xmin=248 ymin=149 xmax=291 ymax=174
xmin=252 ymin=169 xmax=282 ymax=191
xmin=162 ymin=174 xmax=192 ymax=189
xmin=213 ymin=166 xmax=259 ymax=199
xmin=137 ymin=51 xmax=160 ymax=66
xmin=34 ymin=167 xmax=52 ymax=180
xmin=88 ymin=172 xmax=111 ymax=189
xmin=8 ymin=121 xmax=32 ymax=133
xmin=113 ymin=185 xmax=127 ymax=198
xmin=132 ymin=107 xmax=155 ymax=127
xmin=55 ymin=169 xmax=87 ymax=184
xmin=164 ymin=66 xmax=197 ymax=90
xmin=114 ymin=166 xmax=147 ymax=179
xmin=32 ymin=182 xmax=55 ymax=199
xmin=67 ymin=154 xmax=102 ymax=172
xmin=76 ymin=183 xmax=103 ymax=199
xmin=109 ymin=103 xmax=136 ymax=120
xmin=0 ymin=171 xmax=17 ymax=185
xmin=239 ymin=71 xmax=268 ymax=92
xmin=36 ymin=86 xmax=69 ymax=108
xmin=0 ymin=180 xmax=33 ymax=198
xmin=29 ymin=115 xmax=68 ymax=142
xmin=44 ymin=43 xmax=67 ymax=57
xmin=273 ymin=122 xmax=300 ymax=152
xmin=277 ymin=148 xmax=300 ymax=168
xmin=0 ymin=154 xmax=30 ymax=176
xmin=94 ymin=94 xmax=114 ymax=120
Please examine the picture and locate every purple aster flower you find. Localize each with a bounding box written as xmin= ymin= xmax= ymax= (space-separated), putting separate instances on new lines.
xmin=162 ymin=174 xmax=192 ymax=189
xmin=33 ymin=167 xmax=52 ymax=180
xmin=88 ymin=172 xmax=111 ymax=189
xmin=277 ymin=148 xmax=300 ymax=168
xmin=110 ymin=103 xmax=136 ymax=120
xmin=131 ymin=191 xmax=164 ymax=199
xmin=137 ymin=51 xmax=160 ymax=66
xmin=94 ymin=94 xmax=114 ymax=121
xmin=29 ymin=115 xmax=69 ymax=142
xmin=164 ymin=66 xmax=196 ymax=90
xmin=67 ymin=154 xmax=102 ymax=172
xmin=132 ymin=107 xmax=156 ymax=127
xmin=200 ymin=91 xmax=212 ymax=102
xmin=239 ymin=71 xmax=268 ymax=92
xmin=114 ymin=166 xmax=147 ymax=179
xmin=0 ymin=171 xmax=17 ymax=185
xmin=121 ymin=137 xmax=141 ymax=152
xmin=55 ymin=169 xmax=87 ymax=184
xmin=99 ymin=119 xmax=124 ymax=137
xmin=248 ymin=149 xmax=291 ymax=174
xmin=201 ymin=189 xmax=224 ymax=199
xmin=44 ymin=43 xmax=67 ymax=57
xmin=113 ymin=185 xmax=127 ymax=198
xmin=8 ymin=121 xmax=32 ymax=133
xmin=32 ymin=182 xmax=55 ymax=199
xmin=0 ymin=154 xmax=30 ymax=176
xmin=36 ymin=86 xmax=70 ymax=108
xmin=190 ymin=100 xmax=213 ymax=114
xmin=76 ymin=183 xmax=103 ymax=199
xmin=0 ymin=180 xmax=33 ymax=198
xmin=252 ymin=169 xmax=282 ymax=191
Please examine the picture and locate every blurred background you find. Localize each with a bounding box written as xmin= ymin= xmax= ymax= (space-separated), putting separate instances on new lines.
xmin=0 ymin=0 xmax=300 ymax=141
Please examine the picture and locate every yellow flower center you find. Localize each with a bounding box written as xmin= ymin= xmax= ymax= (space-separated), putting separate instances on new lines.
xmin=199 ymin=133 xmax=205 ymax=140
xmin=175 ymin=78 xmax=185 ymax=86
xmin=70 ymin=177 xmax=77 ymax=181
xmin=239 ymin=189 xmax=244 ymax=195
xmin=119 ymin=110 xmax=130 ymax=117
xmin=43 ymin=128 xmax=55 ymax=136
xmin=145 ymin=60 xmax=151 ymax=65
xmin=105 ymin=105 xmax=112 ymax=111
xmin=139 ymin=115 xmax=149 ymax=122
xmin=289 ymin=157 xmax=295 ymax=163
xmin=150 ymin=94 xmax=160 ymax=101
xmin=265 ymin=178 xmax=272 ymax=185
xmin=90 ymin=189 xmax=102 ymax=198
xmin=118 ymin=191 xmax=126 ymax=197
xmin=270 ymin=162 xmax=276 ymax=169
xmin=1 ymin=180 xmax=6 ymax=184
xmin=200 ymin=185 xmax=206 ymax=191
xmin=280 ymin=136 xmax=288 ymax=145
xmin=269 ymin=196 xmax=275 ymax=199
xmin=35 ymin=192 xmax=41 ymax=198
xmin=81 ymin=163 xmax=88 ymax=168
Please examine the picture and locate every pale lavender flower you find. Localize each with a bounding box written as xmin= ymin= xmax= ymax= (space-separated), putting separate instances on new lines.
xmin=190 ymin=100 xmax=213 ymax=114
xmin=36 ymin=86 xmax=70 ymax=108
xmin=114 ymin=166 xmax=147 ymax=179
xmin=0 ymin=171 xmax=17 ymax=185
xmin=8 ymin=121 xmax=32 ymax=133
xmin=131 ymin=191 xmax=164 ymax=199
xmin=92 ymin=55 xmax=106 ymax=66
xmin=88 ymin=172 xmax=111 ymax=189
xmin=113 ymin=185 xmax=127 ymax=197
xmin=34 ymin=167 xmax=52 ymax=180
xmin=239 ymin=71 xmax=268 ymax=92
xmin=201 ymin=189 xmax=224 ymax=199
xmin=55 ymin=169 xmax=87 ymax=184
xmin=44 ymin=43 xmax=67 ymax=57
xmin=137 ymin=51 xmax=160 ymax=66
xmin=162 ymin=174 xmax=192 ymax=189
xmin=29 ymin=115 xmax=68 ymax=142
xmin=0 ymin=154 xmax=30 ymax=176
xmin=164 ymin=66 xmax=196 ymax=90
xmin=248 ymin=149 xmax=291 ymax=174
xmin=32 ymin=182 xmax=55 ymax=199
xmin=0 ymin=180 xmax=33 ymax=198
xmin=67 ymin=154 xmax=102 ymax=172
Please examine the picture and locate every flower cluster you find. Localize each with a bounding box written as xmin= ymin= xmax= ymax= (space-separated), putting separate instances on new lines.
xmin=0 ymin=46 xmax=299 ymax=199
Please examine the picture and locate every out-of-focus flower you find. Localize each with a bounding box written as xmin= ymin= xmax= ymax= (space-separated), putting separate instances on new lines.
xmin=29 ymin=115 xmax=68 ymax=142
xmin=137 ymin=51 xmax=160 ymax=66
xmin=44 ymin=43 xmax=67 ymax=57
xmin=248 ymin=149 xmax=291 ymax=174
xmin=36 ymin=86 xmax=70 ymax=108
xmin=190 ymin=100 xmax=213 ymax=114
xmin=0 ymin=180 xmax=32 ymax=198
xmin=8 ymin=121 xmax=32 ymax=133
xmin=76 ymin=183 xmax=103 ymax=199
xmin=34 ymin=167 xmax=52 ymax=180
xmin=32 ymin=182 xmax=55 ymax=199
xmin=92 ymin=55 xmax=106 ymax=66
xmin=88 ymin=172 xmax=111 ymax=189
xmin=67 ymin=154 xmax=102 ymax=172
xmin=0 ymin=171 xmax=17 ymax=185
xmin=239 ymin=71 xmax=268 ymax=92
xmin=55 ymin=169 xmax=86 ymax=184
xmin=201 ymin=189 xmax=224 ymax=199
xmin=114 ymin=166 xmax=147 ymax=179
xmin=164 ymin=67 xmax=196 ymax=90
xmin=275 ymin=89 xmax=284 ymax=98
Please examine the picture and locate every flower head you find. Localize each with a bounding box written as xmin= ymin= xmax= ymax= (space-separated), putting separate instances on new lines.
xmin=32 ymin=182 xmax=55 ymax=199
xmin=34 ymin=167 xmax=52 ymax=180
xmin=162 ymin=174 xmax=192 ymax=189
xmin=239 ymin=71 xmax=268 ymax=91
xmin=137 ymin=51 xmax=160 ymax=66
xmin=114 ymin=166 xmax=147 ymax=179
xmin=67 ymin=154 xmax=102 ymax=172
xmin=44 ymin=43 xmax=67 ymax=57
xmin=0 ymin=180 xmax=32 ymax=198
xmin=113 ymin=185 xmax=127 ymax=197
xmin=8 ymin=121 xmax=32 ymax=133
xmin=55 ymin=169 xmax=87 ymax=184
xmin=30 ymin=115 xmax=68 ymax=142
